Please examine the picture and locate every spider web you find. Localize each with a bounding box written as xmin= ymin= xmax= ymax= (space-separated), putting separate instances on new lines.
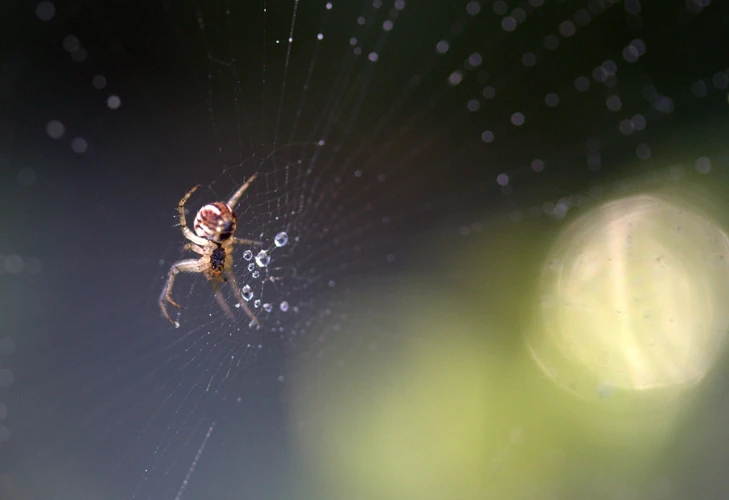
xmin=5 ymin=0 xmax=729 ymax=499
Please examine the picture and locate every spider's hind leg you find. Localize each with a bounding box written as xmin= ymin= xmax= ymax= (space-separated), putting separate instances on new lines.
xmin=225 ymin=270 xmax=260 ymax=327
xmin=211 ymin=279 xmax=237 ymax=322
xmin=160 ymin=258 xmax=202 ymax=326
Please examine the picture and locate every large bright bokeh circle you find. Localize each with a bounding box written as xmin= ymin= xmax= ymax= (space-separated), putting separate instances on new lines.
xmin=529 ymin=193 xmax=729 ymax=397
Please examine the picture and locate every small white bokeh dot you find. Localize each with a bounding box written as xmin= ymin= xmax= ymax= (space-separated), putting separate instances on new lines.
xmin=63 ymin=35 xmax=80 ymax=53
xmin=511 ymin=112 xmax=525 ymax=126
xmin=559 ymin=20 xmax=576 ymax=37
xmin=107 ymin=95 xmax=121 ymax=110
xmin=92 ymin=75 xmax=107 ymax=89
xmin=71 ymin=137 xmax=88 ymax=154
xmin=36 ymin=1 xmax=56 ymax=21
xmin=436 ymin=40 xmax=450 ymax=54
xmin=531 ymin=159 xmax=545 ymax=172
xmin=317 ymin=33 xmax=323 ymax=40
xmin=46 ymin=120 xmax=65 ymax=139
xmin=545 ymin=92 xmax=559 ymax=107
xmin=606 ymin=95 xmax=622 ymax=111
xmin=544 ymin=34 xmax=559 ymax=50
xmin=481 ymin=130 xmax=494 ymax=143
xmin=575 ymin=76 xmax=590 ymax=91
xmin=695 ymin=156 xmax=711 ymax=174
xmin=497 ymin=173 xmax=509 ymax=186
xmin=522 ymin=52 xmax=537 ymax=67
xmin=636 ymin=143 xmax=651 ymax=160
xmin=448 ymin=71 xmax=464 ymax=86
xmin=632 ymin=113 xmax=647 ymax=130
xmin=466 ymin=1 xmax=480 ymax=15
xmin=368 ymin=52 xmax=379 ymax=62
xmin=502 ymin=17 xmax=517 ymax=32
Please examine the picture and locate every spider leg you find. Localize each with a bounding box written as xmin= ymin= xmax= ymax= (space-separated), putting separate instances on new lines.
xmin=178 ymin=184 xmax=207 ymax=246
xmin=232 ymin=237 xmax=262 ymax=246
xmin=159 ymin=258 xmax=203 ymax=326
xmin=226 ymin=174 xmax=257 ymax=210
xmin=225 ymin=269 xmax=260 ymax=326
xmin=183 ymin=243 xmax=205 ymax=255
xmin=210 ymin=280 xmax=237 ymax=322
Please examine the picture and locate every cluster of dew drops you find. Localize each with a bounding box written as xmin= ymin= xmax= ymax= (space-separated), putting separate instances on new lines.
xmin=236 ymin=231 xmax=290 ymax=315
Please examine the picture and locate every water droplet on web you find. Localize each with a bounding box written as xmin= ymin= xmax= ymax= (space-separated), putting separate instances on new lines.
xmin=243 ymin=250 xmax=253 ymax=260
xmin=274 ymin=232 xmax=288 ymax=247
xmin=254 ymin=299 xmax=261 ymax=308
xmin=241 ymin=285 xmax=253 ymax=301
xmin=174 ymin=321 xmax=180 ymax=329
xmin=247 ymin=263 xmax=254 ymax=271
xmin=252 ymin=271 xmax=260 ymax=278
xmin=280 ymin=301 xmax=289 ymax=312
xmin=263 ymin=303 xmax=272 ymax=312
xmin=255 ymin=250 xmax=270 ymax=267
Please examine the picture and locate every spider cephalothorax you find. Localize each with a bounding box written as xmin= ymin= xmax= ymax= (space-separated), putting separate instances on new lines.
xmin=159 ymin=174 xmax=260 ymax=328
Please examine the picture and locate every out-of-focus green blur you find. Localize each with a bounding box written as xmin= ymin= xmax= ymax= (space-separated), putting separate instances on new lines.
xmin=286 ymin=182 xmax=729 ymax=500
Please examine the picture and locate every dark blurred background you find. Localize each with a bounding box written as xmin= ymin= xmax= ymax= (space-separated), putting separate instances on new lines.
xmin=3 ymin=0 xmax=729 ymax=499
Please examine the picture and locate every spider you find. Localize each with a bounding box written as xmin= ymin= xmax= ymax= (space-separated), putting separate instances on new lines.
xmin=159 ymin=174 xmax=261 ymax=328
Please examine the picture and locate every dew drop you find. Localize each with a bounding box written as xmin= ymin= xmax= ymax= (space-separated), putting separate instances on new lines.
xmin=243 ymin=249 xmax=253 ymax=260
xmin=241 ymin=285 xmax=253 ymax=301
xmin=247 ymin=262 xmax=255 ymax=271
xmin=280 ymin=301 xmax=289 ymax=312
xmin=254 ymin=299 xmax=261 ymax=308
xmin=255 ymin=250 xmax=270 ymax=267
xmin=252 ymin=271 xmax=260 ymax=278
xmin=263 ymin=303 xmax=272 ymax=312
xmin=274 ymin=232 xmax=288 ymax=247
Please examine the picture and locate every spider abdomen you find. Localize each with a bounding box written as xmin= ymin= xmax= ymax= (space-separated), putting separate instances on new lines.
xmin=194 ymin=202 xmax=238 ymax=242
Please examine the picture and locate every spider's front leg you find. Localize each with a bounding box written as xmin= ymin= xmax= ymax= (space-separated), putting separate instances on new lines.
xmin=177 ymin=185 xmax=207 ymax=246
xmin=159 ymin=258 xmax=203 ymax=326
xmin=183 ymin=243 xmax=205 ymax=255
